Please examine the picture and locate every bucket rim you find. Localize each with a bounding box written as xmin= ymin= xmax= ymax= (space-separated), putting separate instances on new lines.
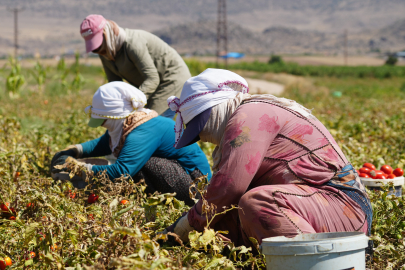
xmin=261 ymin=232 xmax=369 ymax=256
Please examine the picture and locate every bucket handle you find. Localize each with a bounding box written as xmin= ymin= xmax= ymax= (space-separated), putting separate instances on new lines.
xmin=316 ymin=243 xmax=334 ymax=252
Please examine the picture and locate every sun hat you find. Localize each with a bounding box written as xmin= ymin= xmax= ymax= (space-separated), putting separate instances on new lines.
xmin=80 ymin=14 xmax=107 ymax=53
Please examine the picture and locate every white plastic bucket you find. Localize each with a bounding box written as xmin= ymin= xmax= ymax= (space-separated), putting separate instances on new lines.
xmin=361 ymin=176 xmax=404 ymax=197
xmin=261 ymin=232 xmax=369 ymax=270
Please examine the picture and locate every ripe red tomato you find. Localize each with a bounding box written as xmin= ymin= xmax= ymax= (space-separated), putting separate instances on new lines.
xmin=120 ymin=200 xmax=129 ymax=205
xmin=387 ymin=174 xmax=396 ymax=179
xmin=359 ymin=167 xmax=371 ymax=174
xmin=370 ymin=170 xmax=384 ymax=178
xmin=28 ymin=252 xmax=35 ymax=259
xmin=0 ymin=261 xmax=6 ymax=270
xmin=0 ymin=202 xmax=10 ymax=212
xmin=363 ymin=163 xmax=376 ymax=170
xmin=68 ymin=190 xmax=76 ymax=199
xmin=393 ymin=168 xmax=404 ymax=177
xmin=359 ymin=173 xmax=370 ymax=178
xmin=88 ymin=214 xmax=94 ymax=220
xmin=380 ymin=165 xmax=393 ymax=175
xmin=88 ymin=194 xmax=99 ymax=204
xmin=376 ymin=175 xmax=387 ymax=179
xmin=27 ymin=203 xmax=34 ymax=208
xmin=9 ymin=216 xmax=16 ymax=220
xmin=0 ymin=257 xmax=12 ymax=269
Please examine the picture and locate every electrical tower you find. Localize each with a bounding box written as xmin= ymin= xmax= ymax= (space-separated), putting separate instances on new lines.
xmin=344 ymin=29 xmax=348 ymax=66
xmin=8 ymin=7 xmax=24 ymax=57
xmin=216 ymin=0 xmax=228 ymax=68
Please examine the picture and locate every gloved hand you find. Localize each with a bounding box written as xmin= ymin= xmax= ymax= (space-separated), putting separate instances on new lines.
xmin=50 ymin=146 xmax=80 ymax=173
xmin=161 ymin=213 xmax=194 ymax=243
xmin=51 ymin=155 xmax=93 ymax=189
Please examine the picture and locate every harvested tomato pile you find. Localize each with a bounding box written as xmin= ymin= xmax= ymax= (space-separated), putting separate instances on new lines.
xmin=357 ymin=163 xmax=404 ymax=179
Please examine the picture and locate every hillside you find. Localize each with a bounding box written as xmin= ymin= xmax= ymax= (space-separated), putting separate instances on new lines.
xmin=154 ymin=19 xmax=405 ymax=55
xmin=0 ymin=0 xmax=404 ymax=56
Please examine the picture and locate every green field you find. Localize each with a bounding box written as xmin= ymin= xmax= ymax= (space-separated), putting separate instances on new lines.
xmin=0 ymin=58 xmax=404 ymax=269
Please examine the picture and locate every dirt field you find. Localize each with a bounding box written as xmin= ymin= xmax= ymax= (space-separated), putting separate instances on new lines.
xmin=192 ymin=55 xmax=405 ymax=66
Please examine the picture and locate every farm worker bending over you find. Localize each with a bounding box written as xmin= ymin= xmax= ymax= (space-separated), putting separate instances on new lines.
xmin=162 ymin=69 xmax=372 ymax=247
xmin=50 ymin=81 xmax=211 ymax=206
xmin=80 ymin=14 xmax=191 ymax=118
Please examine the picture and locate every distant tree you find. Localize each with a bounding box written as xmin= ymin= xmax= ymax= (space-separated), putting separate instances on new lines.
xmin=268 ymin=55 xmax=284 ymax=65
xmin=385 ymin=55 xmax=398 ymax=66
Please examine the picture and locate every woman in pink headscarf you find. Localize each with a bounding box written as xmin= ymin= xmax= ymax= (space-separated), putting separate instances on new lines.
xmin=162 ymin=68 xmax=372 ymax=250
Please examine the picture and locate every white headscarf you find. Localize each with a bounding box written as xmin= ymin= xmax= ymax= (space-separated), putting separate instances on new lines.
xmin=85 ymin=81 xmax=152 ymax=152
xmin=167 ymin=68 xmax=314 ymax=148
xmin=167 ymin=69 xmax=249 ymax=146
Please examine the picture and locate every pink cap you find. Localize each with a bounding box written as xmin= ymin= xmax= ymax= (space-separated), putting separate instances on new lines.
xmin=80 ymin=14 xmax=107 ymax=53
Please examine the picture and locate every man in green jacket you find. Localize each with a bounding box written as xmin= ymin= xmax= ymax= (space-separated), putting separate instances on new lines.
xmin=80 ymin=14 xmax=191 ymax=117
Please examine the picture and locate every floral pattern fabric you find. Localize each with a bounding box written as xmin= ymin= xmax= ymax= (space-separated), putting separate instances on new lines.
xmin=187 ymin=100 xmax=369 ymax=245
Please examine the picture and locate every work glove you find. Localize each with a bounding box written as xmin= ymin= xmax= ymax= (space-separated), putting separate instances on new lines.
xmin=51 ymin=156 xmax=93 ymax=190
xmin=160 ymin=213 xmax=194 ymax=243
xmin=50 ymin=145 xmax=81 ymax=173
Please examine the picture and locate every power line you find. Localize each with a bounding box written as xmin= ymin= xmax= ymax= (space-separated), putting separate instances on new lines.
xmin=216 ymin=0 xmax=227 ymax=68
xmin=8 ymin=7 xmax=24 ymax=57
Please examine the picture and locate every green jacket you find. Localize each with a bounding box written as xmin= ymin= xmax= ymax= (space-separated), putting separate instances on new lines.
xmin=100 ymin=29 xmax=191 ymax=114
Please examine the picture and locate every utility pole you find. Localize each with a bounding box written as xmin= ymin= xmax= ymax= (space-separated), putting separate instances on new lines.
xmin=8 ymin=7 xmax=24 ymax=57
xmin=216 ymin=0 xmax=228 ymax=68
xmin=344 ymin=29 xmax=348 ymax=66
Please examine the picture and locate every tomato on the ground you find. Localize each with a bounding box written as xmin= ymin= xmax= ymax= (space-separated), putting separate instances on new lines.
xmin=0 ymin=257 xmax=12 ymax=269
xmin=120 ymin=199 xmax=129 ymax=205
xmin=393 ymin=168 xmax=404 ymax=177
xmin=381 ymin=165 xmax=393 ymax=175
xmin=68 ymin=190 xmax=76 ymax=199
xmin=359 ymin=173 xmax=370 ymax=178
xmin=88 ymin=194 xmax=99 ymax=204
xmin=0 ymin=202 xmax=10 ymax=212
xmin=363 ymin=163 xmax=376 ymax=170
xmin=28 ymin=252 xmax=35 ymax=259
xmin=0 ymin=260 xmax=5 ymax=270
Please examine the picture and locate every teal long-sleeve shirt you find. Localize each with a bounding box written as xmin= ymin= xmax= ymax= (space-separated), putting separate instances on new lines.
xmin=80 ymin=116 xmax=212 ymax=181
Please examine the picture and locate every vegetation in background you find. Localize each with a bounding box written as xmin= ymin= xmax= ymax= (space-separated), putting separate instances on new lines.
xmin=214 ymin=61 xmax=405 ymax=79
xmin=268 ymin=55 xmax=284 ymax=65
xmin=385 ymin=55 xmax=398 ymax=66
xmin=6 ymin=57 xmax=26 ymax=97
xmin=1 ymin=60 xmax=405 ymax=269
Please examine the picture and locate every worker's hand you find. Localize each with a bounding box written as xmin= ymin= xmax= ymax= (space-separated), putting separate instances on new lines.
xmin=50 ymin=147 xmax=79 ymax=173
xmin=159 ymin=213 xmax=194 ymax=243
